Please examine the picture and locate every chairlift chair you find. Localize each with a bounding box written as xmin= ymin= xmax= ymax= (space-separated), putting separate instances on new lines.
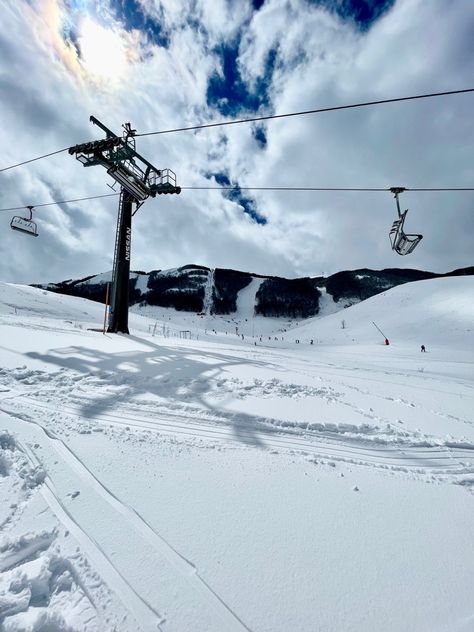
xmin=389 ymin=188 xmax=422 ymax=255
xmin=10 ymin=206 xmax=38 ymax=237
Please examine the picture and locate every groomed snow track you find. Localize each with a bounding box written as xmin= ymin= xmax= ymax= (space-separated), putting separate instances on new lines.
xmin=0 ymin=400 xmax=252 ymax=632
xmin=2 ymin=392 xmax=473 ymax=482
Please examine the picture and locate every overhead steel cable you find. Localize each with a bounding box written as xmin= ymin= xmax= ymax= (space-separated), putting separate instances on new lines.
xmin=0 ymin=88 xmax=473 ymax=174
xmin=0 ymin=147 xmax=70 ymax=173
xmin=182 ymin=186 xmax=474 ymax=192
xmin=136 ymin=88 xmax=474 ymax=136
xmin=1 ymin=186 xmax=473 ymax=214
xmin=0 ymin=192 xmax=119 ymax=213
xmin=182 ymin=186 xmax=389 ymax=191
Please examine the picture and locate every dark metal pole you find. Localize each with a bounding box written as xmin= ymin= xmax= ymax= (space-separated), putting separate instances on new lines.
xmin=372 ymin=321 xmax=388 ymax=340
xmin=103 ymin=282 xmax=110 ymax=334
xmin=108 ymin=189 xmax=134 ymax=334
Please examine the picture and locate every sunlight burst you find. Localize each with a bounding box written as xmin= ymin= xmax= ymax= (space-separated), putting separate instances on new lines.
xmin=78 ymin=17 xmax=127 ymax=80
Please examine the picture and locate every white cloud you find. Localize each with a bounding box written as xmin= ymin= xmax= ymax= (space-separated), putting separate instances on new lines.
xmin=0 ymin=0 xmax=473 ymax=286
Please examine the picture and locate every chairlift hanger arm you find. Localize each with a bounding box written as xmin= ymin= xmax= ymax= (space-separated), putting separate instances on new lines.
xmin=390 ymin=187 xmax=406 ymax=217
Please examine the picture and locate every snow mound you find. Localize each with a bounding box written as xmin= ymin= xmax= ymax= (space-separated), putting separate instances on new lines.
xmin=0 ymin=283 xmax=104 ymax=322
xmin=291 ymin=276 xmax=474 ymax=348
xmin=0 ymin=541 xmax=98 ymax=632
xmin=0 ymin=434 xmax=93 ymax=631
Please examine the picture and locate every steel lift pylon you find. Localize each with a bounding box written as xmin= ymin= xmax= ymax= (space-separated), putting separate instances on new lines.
xmin=69 ymin=116 xmax=180 ymax=333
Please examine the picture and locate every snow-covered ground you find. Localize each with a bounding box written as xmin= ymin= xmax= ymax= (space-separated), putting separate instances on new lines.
xmin=0 ymin=278 xmax=473 ymax=632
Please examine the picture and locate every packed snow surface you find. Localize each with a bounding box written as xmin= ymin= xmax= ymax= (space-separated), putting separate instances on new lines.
xmin=0 ymin=277 xmax=473 ymax=631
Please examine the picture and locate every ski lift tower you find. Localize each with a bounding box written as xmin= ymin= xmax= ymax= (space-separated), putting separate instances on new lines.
xmin=68 ymin=116 xmax=180 ymax=334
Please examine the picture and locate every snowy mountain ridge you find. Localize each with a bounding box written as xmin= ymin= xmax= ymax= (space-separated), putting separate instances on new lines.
xmin=35 ymin=264 xmax=474 ymax=320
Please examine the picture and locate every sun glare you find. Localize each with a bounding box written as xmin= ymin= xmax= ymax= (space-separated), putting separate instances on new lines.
xmin=78 ymin=17 xmax=127 ymax=80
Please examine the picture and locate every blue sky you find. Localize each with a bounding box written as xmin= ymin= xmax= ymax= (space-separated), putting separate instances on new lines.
xmin=0 ymin=0 xmax=473 ymax=283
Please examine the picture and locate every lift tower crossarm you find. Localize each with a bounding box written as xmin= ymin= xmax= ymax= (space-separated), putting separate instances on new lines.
xmin=69 ymin=117 xmax=181 ymax=199
xmin=89 ymin=115 xmax=117 ymax=139
xmin=90 ymin=116 xmax=165 ymax=178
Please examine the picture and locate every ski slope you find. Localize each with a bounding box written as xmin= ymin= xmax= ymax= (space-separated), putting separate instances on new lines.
xmin=0 ymin=278 xmax=473 ymax=631
xmin=293 ymin=276 xmax=474 ymax=348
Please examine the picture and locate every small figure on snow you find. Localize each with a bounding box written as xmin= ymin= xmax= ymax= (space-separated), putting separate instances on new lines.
xmin=421 ymin=344 xmax=426 ymax=352
xmin=384 ymin=338 xmax=390 ymax=346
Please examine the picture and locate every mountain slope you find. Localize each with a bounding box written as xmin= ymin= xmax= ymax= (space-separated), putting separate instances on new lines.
xmin=290 ymin=276 xmax=474 ymax=349
xmin=34 ymin=264 xmax=474 ymax=320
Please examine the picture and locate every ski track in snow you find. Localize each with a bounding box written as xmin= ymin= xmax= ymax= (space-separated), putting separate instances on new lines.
xmin=0 ymin=431 xmax=123 ymax=632
xmin=0 ymin=404 xmax=252 ymax=632
xmin=1 ymin=356 xmax=473 ymax=494
xmin=1 ymin=383 xmax=473 ymax=483
xmin=2 ymin=384 xmax=473 ymax=627
xmin=2 ymin=358 xmax=473 ymax=628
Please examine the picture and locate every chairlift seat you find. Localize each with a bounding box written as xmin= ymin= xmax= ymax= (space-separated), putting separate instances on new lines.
xmin=10 ymin=216 xmax=38 ymax=237
xmin=389 ymin=209 xmax=422 ymax=256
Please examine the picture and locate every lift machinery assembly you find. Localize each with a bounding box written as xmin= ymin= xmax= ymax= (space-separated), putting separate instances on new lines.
xmin=68 ymin=116 xmax=180 ymax=334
